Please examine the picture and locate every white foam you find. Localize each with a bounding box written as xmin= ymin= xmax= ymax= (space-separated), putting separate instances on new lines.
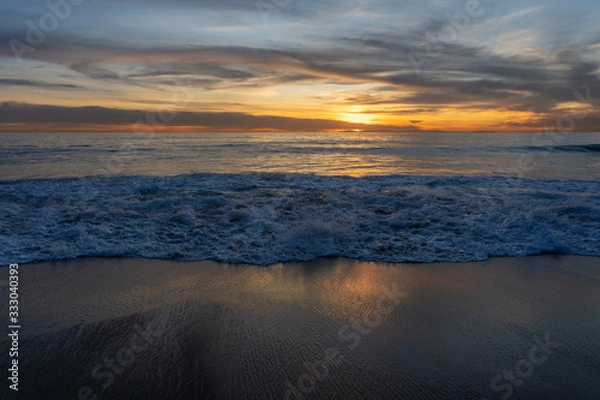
xmin=1 ymin=174 xmax=599 ymax=265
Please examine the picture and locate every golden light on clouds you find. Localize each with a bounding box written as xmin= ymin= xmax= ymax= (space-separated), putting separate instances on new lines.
xmin=0 ymin=0 xmax=598 ymax=132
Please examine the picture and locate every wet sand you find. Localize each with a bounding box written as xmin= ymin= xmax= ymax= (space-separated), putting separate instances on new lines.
xmin=1 ymin=255 xmax=600 ymax=399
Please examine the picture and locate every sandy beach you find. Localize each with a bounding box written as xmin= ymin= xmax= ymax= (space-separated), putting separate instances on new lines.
xmin=1 ymin=255 xmax=599 ymax=399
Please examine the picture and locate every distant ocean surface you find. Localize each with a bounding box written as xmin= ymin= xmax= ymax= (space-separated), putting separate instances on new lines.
xmin=1 ymin=131 xmax=599 ymax=265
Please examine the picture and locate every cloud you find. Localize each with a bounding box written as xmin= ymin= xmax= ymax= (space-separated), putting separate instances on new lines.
xmin=0 ymin=78 xmax=80 ymax=89
xmin=0 ymin=0 xmax=598 ymax=131
xmin=0 ymin=102 xmax=415 ymax=132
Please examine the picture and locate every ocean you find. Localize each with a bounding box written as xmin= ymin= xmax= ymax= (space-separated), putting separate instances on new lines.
xmin=2 ymin=131 xmax=600 ymax=400
xmin=1 ymin=131 xmax=599 ymax=265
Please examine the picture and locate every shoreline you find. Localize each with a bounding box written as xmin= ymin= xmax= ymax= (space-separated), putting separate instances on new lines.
xmin=6 ymin=254 xmax=600 ymax=336
xmin=2 ymin=255 xmax=599 ymax=399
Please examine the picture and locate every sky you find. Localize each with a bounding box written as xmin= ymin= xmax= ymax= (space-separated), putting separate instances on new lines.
xmin=0 ymin=0 xmax=599 ymax=132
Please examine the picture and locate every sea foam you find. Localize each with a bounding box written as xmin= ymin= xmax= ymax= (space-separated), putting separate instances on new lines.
xmin=1 ymin=174 xmax=599 ymax=265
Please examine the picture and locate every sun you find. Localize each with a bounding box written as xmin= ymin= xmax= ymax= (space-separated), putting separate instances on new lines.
xmin=343 ymin=113 xmax=372 ymax=124
xmin=340 ymin=106 xmax=373 ymax=125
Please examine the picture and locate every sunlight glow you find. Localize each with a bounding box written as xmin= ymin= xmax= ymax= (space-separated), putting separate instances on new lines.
xmin=340 ymin=106 xmax=374 ymax=125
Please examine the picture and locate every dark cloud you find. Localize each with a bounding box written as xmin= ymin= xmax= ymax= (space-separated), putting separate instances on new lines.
xmin=0 ymin=79 xmax=80 ymax=89
xmin=0 ymin=102 xmax=415 ymax=131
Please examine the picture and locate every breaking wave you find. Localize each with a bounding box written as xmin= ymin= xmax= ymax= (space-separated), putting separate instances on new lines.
xmin=1 ymin=173 xmax=599 ymax=265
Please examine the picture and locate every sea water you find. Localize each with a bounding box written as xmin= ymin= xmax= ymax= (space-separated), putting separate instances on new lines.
xmin=1 ymin=131 xmax=599 ymax=264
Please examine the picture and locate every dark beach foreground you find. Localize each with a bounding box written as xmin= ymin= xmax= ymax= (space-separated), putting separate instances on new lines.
xmin=1 ymin=255 xmax=599 ymax=399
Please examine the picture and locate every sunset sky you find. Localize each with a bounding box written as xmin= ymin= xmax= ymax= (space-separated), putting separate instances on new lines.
xmin=0 ymin=0 xmax=599 ymax=132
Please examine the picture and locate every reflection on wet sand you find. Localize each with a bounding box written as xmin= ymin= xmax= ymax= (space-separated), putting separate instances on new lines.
xmin=4 ymin=256 xmax=600 ymax=399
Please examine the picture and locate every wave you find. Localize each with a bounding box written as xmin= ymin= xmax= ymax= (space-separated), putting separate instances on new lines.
xmin=524 ymin=144 xmax=600 ymax=153
xmin=3 ymin=143 xmax=600 ymax=167
xmin=1 ymin=174 xmax=599 ymax=265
